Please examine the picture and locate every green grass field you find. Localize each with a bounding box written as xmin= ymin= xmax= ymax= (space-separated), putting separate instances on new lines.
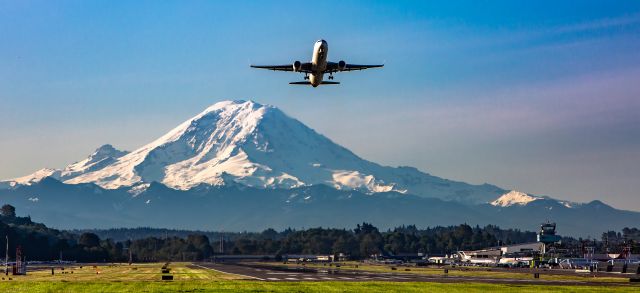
xmin=0 ymin=262 xmax=240 ymax=282
xmin=0 ymin=262 xmax=637 ymax=292
xmin=2 ymin=280 xmax=639 ymax=293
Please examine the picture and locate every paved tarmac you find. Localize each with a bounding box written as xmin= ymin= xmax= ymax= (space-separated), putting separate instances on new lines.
xmin=192 ymin=262 xmax=639 ymax=286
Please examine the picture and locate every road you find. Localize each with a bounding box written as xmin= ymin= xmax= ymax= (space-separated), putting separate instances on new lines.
xmin=192 ymin=262 xmax=639 ymax=286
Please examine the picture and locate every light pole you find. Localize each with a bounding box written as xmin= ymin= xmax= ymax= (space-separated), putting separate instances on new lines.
xmin=5 ymin=235 xmax=8 ymax=275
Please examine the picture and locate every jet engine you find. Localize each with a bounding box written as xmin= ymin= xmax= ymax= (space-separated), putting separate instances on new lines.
xmin=338 ymin=60 xmax=347 ymax=71
xmin=293 ymin=61 xmax=302 ymax=72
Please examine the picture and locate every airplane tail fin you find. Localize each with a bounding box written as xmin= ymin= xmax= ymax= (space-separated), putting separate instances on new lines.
xmin=289 ymin=81 xmax=340 ymax=85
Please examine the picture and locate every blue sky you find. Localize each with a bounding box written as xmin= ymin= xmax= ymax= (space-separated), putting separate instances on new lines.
xmin=1 ymin=1 xmax=640 ymax=209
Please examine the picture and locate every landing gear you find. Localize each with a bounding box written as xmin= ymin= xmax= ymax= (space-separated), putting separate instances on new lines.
xmin=328 ymin=74 xmax=334 ymax=80
xmin=304 ymin=73 xmax=309 ymax=80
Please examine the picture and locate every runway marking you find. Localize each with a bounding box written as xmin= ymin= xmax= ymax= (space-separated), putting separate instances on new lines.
xmin=320 ymin=277 xmax=335 ymax=280
xmin=284 ymin=277 xmax=298 ymax=280
xmin=192 ymin=264 xmax=264 ymax=281
xmin=337 ymin=277 xmax=354 ymax=280
xmin=267 ymin=272 xmax=300 ymax=275
xmin=267 ymin=278 xmax=280 ymax=281
xmin=303 ymin=277 xmax=317 ymax=280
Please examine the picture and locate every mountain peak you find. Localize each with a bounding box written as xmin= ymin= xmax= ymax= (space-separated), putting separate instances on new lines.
xmin=490 ymin=190 xmax=540 ymax=207
xmin=199 ymin=100 xmax=267 ymax=116
xmin=63 ymin=100 xmax=299 ymax=189
xmin=91 ymin=144 xmax=129 ymax=160
xmin=60 ymin=144 xmax=129 ymax=179
xmin=585 ymin=200 xmax=612 ymax=210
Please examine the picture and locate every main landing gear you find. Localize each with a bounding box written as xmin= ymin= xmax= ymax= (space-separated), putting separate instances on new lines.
xmin=328 ymin=73 xmax=334 ymax=80
xmin=304 ymin=73 xmax=309 ymax=80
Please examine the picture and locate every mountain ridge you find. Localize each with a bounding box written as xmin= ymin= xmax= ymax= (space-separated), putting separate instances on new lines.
xmin=1 ymin=177 xmax=638 ymax=237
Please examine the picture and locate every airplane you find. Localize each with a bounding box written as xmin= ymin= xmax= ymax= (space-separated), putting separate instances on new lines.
xmin=250 ymin=40 xmax=383 ymax=87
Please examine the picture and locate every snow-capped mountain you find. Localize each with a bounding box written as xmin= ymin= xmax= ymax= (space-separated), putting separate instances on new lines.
xmin=490 ymin=190 xmax=541 ymax=207
xmin=489 ymin=190 xmax=584 ymax=209
xmin=2 ymin=100 xmax=638 ymax=236
xmin=1 ymin=100 xmax=503 ymax=203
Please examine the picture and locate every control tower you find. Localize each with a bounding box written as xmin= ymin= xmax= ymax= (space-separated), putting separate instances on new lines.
xmin=537 ymin=222 xmax=561 ymax=254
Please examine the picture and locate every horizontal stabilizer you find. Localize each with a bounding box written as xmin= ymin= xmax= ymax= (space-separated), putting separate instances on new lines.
xmin=289 ymin=81 xmax=341 ymax=85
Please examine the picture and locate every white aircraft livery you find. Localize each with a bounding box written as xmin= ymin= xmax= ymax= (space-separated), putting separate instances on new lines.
xmin=251 ymin=40 xmax=384 ymax=87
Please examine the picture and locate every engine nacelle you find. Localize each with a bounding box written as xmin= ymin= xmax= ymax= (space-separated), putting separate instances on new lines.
xmin=293 ymin=61 xmax=302 ymax=72
xmin=338 ymin=60 xmax=347 ymax=71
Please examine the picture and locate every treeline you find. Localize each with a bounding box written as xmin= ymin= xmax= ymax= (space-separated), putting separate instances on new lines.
xmin=1 ymin=204 xmax=638 ymax=262
xmin=217 ymin=223 xmax=538 ymax=258
xmin=0 ymin=204 xmax=216 ymax=262
xmin=120 ymin=225 xmax=639 ymax=261
xmin=86 ymin=223 xmax=538 ymax=259
xmin=69 ymin=223 xmax=535 ymax=261
xmin=71 ymin=227 xmax=230 ymax=243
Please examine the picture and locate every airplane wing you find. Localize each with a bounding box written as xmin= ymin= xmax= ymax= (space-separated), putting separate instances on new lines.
xmin=325 ymin=62 xmax=384 ymax=73
xmin=250 ymin=63 xmax=313 ymax=73
xmin=289 ymin=81 xmax=340 ymax=85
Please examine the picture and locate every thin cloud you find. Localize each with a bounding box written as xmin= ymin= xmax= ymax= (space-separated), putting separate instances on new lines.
xmin=553 ymin=13 xmax=640 ymax=34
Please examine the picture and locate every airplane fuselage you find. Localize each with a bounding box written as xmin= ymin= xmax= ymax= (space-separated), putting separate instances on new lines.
xmin=310 ymin=40 xmax=328 ymax=87
xmin=250 ymin=39 xmax=383 ymax=86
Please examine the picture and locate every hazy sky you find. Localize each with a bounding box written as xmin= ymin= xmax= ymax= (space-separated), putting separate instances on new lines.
xmin=1 ymin=1 xmax=640 ymax=210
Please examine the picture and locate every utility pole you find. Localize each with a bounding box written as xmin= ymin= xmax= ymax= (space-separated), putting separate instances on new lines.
xmin=219 ymin=233 xmax=224 ymax=254
xmin=153 ymin=239 xmax=157 ymax=262
xmin=128 ymin=238 xmax=133 ymax=265
xmin=5 ymin=235 xmax=8 ymax=275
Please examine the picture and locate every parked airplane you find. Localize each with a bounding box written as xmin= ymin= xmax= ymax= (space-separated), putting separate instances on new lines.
xmin=250 ymin=40 xmax=383 ymax=87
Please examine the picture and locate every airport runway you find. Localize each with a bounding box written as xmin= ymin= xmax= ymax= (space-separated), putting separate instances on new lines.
xmin=192 ymin=262 xmax=639 ymax=286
